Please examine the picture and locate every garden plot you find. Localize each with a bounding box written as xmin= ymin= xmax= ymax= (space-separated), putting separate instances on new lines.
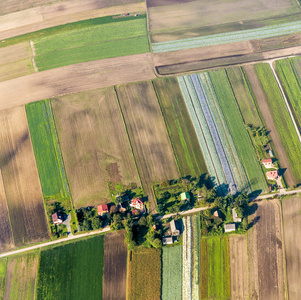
xmin=0 ymin=106 xmax=49 ymax=247
xmin=51 ymin=87 xmax=140 ymax=208
xmin=116 ymin=82 xmax=179 ymax=213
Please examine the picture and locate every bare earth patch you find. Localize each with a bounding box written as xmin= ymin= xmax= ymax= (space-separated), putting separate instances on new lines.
xmin=0 ymin=53 xmax=155 ymax=112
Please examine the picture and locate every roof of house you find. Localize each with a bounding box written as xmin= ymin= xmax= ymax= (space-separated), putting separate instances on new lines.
xmin=213 ymin=210 xmax=220 ymax=217
xmin=163 ymin=236 xmax=173 ymax=244
xmin=97 ymin=204 xmax=108 ymax=213
xmin=52 ymin=212 xmax=63 ymax=223
xmin=224 ymin=223 xmax=236 ymax=231
xmin=262 ymin=158 xmax=273 ymax=163
xmin=266 ymin=170 xmax=278 ymax=179
xmin=232 ymin=208 xmax=242 ymax=222
xmin=180 ymin=192 xmax=190 ymax=201
xmin=131 ymin=198 xmax=143 ymax=205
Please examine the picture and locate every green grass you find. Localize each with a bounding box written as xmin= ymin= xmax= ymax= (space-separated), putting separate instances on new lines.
xmin=162 ymin=245 xmax=182 ymax=300
xmin=26 ymin=100 xmax=70 ymax=199
xmin=33 ymin=16 xmax=149 ymax=71
xmin=209 ymin=69 xmax=267 ymax=193
xmin=276 ymin=59 xmax=301 ymax=132
xmin=0 ymin=259 xmax=7 ymax=299
xmin=200 ymin=236 xmax=231 ymax=300
xmin=153 ymin=77 xmax=207 ymax=177
xmin=254 ymin=63 xmax=301 ymax=183
xmin=36 ymin=235 xmax=104 ymax=300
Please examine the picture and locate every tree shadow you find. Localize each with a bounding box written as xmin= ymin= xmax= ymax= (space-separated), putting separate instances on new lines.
xmin=248 ymin=216 xmax=260 ymax=230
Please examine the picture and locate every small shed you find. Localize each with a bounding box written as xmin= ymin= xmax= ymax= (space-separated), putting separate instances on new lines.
xmin=180 ymin=192 xmax=190 ymax=201
xmin=170 ymin=220 xmax=180 ymax=236
xmin=224 ymin=223 xmax=236 ymax=233
xmin=97 ymin=204 xmax=109 ymax=216
xmin=232 ymin=208 xmax=242 ymax=223
xmin=52 ymin=212 xmax=63 ymax=224
xmin=266 ymin=170 xmax=278 ymax=180
xmin=162 ymin=236 xmax=173 ymax=245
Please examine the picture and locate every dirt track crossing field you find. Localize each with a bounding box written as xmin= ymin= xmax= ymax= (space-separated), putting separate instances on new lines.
xmin=116 ymin=82 xmax=179 ymax=213
xmin=103 ymin=231 xmax=127 ymax=300
xmin=0 ymin=53 xmax=155 ymax=112
xmin=229 ymin=235 xmax=249 ymax=300
xmin=51 ymin=87 xmax=140 ymax=208
xmin=248 ymin=200 xmax=286 ymax=300
xmin=282 ymin=195 xmax=301 ymax=300
xmin=0 ymin=106 xmax=49 ymax=247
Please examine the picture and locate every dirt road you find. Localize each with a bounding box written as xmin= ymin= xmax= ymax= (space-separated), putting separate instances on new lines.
xmin=0 ymin=53 xmax=155 ymax=111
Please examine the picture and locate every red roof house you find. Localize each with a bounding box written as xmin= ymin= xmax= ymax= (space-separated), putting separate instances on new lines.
xmin=262 ymin=158 xmax=274 ymax=168
xmin=52 ymin=212 xmax=63 ymax=224
xmin=97 ymin=204 xmax=109 ymax=216
xmin=130 ymin=198 xmax=143 ymax=210
xmin=266 ymin=170 xmax=278 ymax=180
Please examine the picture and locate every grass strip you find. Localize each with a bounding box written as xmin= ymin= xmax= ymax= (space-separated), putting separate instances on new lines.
xmin=0 ymin=259 xmax=7 ymax=299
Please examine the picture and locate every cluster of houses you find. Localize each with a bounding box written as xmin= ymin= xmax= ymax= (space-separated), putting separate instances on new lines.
xmin=262 ymin=158 xmax=279 ymax=180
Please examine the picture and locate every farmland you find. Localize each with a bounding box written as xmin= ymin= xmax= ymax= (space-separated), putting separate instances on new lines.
xmin=0 ymin=259 xmax=6 ymax=299
xmin=33 ymin=15 xmax=149 ymax=71
xmin=153 ymin=77 xmax=207 ymax=177
xmin=0 ymin=106 xmax=49 ymax=247
xmin=281 ymin=195 xmax=301 ymax=299
xmin=209 ymin=69 xmax=267 ymax=193
xmin=127 ymin=248 xmax=161 ymax=300
xmin=200 ymin=236 xmax=231 ymax=299
xmin=3 ymin=253 xmax=38 ymax=300
xmin=51 ymin=87 xmax=140 ymax=208
xmin=116 ymin=82 xmax=179 ymax=213
xmin=103 ymin=231 xmax=127 ymax=300
xmin=162 ymin=245 xmax=182 ymax=300
xmin=36 ymin=235 xmax=104 ymax=300
xmin=253 ymin=63 xmax=301 ymax=183
xmin=248 ymin=200 xmax=286 ymax=300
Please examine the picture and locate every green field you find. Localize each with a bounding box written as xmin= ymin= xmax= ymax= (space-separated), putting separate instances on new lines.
xmin=162 ymin=245 xmax=182 ymax=300
xmin=200 ymin=236 xmax=231 ymax=300
xmin=33 ymin=15 xmax=149 ymax=71
xmin=36 ymin=235 xmax=104 ymax=300
xmin=128 ymin=248 xmax=161 ymax=300
xmin=276 ymin=59 xmax=301 ymax=132
xmin=254 ymin=63 xmax=301 ymax=182
xmin=26 ymin=100 xmax=70 ymax=199
xmin=209 ymin=69 xmax=267 ymax=194
xmin=0 ymin=259 xmax=7 ymax=299
xmin=153 ymin=77 xmax=207 ymax=177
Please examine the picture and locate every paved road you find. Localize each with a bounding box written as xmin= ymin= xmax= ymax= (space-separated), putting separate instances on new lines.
xmin=0 ymin=226 xmax=110 ymax=259
xmin=250 ymin=188 xmax=301 ymax=201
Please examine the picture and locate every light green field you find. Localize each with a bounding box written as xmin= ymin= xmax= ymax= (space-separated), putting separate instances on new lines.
xmin=0 ymin=259 xmax=7 ymax=299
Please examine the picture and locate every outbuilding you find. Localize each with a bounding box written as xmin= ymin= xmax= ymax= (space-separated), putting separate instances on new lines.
xmin=180 ymin=192 xmax=190 ymax=201
xmin=224 ymin=223 xmax=236 ymax=233
xmin=162 ymin=236 xmax=173 ymax=245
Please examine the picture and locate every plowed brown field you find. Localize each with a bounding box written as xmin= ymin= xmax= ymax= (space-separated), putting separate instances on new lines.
xmin=248 ymin=200 xmax=286 ymax=300
xmin=52 ymin=87 xmax=140 ymax=208
xmin=103 ymin=231 xmax=127 ymax=300
xmin=0 ymin=106 xmax=49 ymax=247
xmin=116 ymin=82 xmax=179 ymax=213
xmin=282 ymin=195 xmax=301 ymax=300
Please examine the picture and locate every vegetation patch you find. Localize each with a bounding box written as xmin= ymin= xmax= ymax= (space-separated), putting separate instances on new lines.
xmin=36 ymin=235 xmax=104 ymax=300
xmin=0 ymin=259 xmax=7 ymax=299
xmin=127 ymin=248 xmax=161 ymax=300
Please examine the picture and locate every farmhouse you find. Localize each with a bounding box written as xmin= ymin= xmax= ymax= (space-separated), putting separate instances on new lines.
xmin=232 ymin=208 xmax=242 ymax=223
xmin=180 ymin=192 xmax=190 ymax=201
xmin=52 ymin=212 xmax=64 ymax=224
xmin=262 ymin=158 xmax=274 ymax=168
xmin=97 ymin=204 xmax=109 ymax=216
xmin=130 ymin=198 xmax=144 ymax=210
xmin=162 ymin=236 xmax=173 ymax=245
xmin=266 ymin=170 xmax=278 ymax=180
xmin=224 ymin=223 xmax=236 ymax=233
xmin=170 ymin=220 xmax=180 ymax=236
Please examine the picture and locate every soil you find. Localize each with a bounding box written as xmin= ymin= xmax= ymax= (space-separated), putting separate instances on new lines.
xmin=229 ymin=235 xmax=249 ymax=300
xmin=103 ymin=231 xmax=127 ymax=300
xmin=51 ymin=87 xmax=140 ymax=208
xmin=281 ymin=195 xmax=301 ymax=299
xmin=0 ymin=106 xmax=49 ymax=247
xmin=248 ymin=200 xmax=286 ymax=300
xmin=0 ymin=53 xmax=155 ymax=112
xmin=243 ymin=64 xmax=297 ymax=186
xmin=146 ymin=0 xmax=196 ymax=7
xmin=116 ymin=82 xmax=179 ymax=213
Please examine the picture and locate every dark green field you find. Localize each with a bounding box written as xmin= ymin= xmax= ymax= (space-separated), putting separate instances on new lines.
xmin=26 ymin=100 xmax=70 ymax=199
xmin=153 ymin=77 xmax=207 ymax=177
xmin=36 ymin=235 xmax=104 ymax=300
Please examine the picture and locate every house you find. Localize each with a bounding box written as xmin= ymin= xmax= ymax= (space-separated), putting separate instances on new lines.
xmin=180 ymin=192 xmax=190 ymax=202
xmin=162 ymin=236 xmax=173 ymax=245
xmin=130 ymin=198 xmax=143 ymax=210
xmin=262 ymin=158 xmax=274 ymax=168
xmin=170 ymin=220 xmax=180 ymax=236
xmin=213 ymin=210 xmax=220 ymax=218
xmin=266 ymin=170 xmax=278 ymax=180
xmin=224 ymin=223 xmax=236 ymax=233
xmin=97 ymin=204 xmax=109 ymax=216
xmin=232 ymin=208 xmax=242 ymax=223
xmin=52 ymin=212 xmax=63 ymax=224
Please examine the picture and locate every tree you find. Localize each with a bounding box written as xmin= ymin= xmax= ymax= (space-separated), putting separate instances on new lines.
xmin=156 ymin=204 xmax=164 ymax=215
xmin=138 ymin=216 xmax=147 ymax=227
xmin=91 ymin=217 xmax=103 ymax=230
xmin=181 ymin=178 xmax=191 ymax=190
xmin=152 ymin=238 xmax=162 ymax=248
xmin=82 ymin=219 xmax=91 ymax=231
xmin=115 ymin=183 xmax=126 ymax=196
xmin=242 ymin=217 xmax=248 ymax=231
xmin=214 ymin=197 xmax=223 ymax=208
xmin=110 ymin=205 xmax=118 ymax=214
xmin=111 ymin=214 xmax=123 ymax=230
xmin=204 ymin=209 xmax=212 ymax=218
xmin=202 ymin=227 xmax=208 ymax=235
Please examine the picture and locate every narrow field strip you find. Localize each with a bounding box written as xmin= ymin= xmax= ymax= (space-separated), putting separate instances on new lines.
xmin=152 ymin=20 xmax=301 ymax=53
